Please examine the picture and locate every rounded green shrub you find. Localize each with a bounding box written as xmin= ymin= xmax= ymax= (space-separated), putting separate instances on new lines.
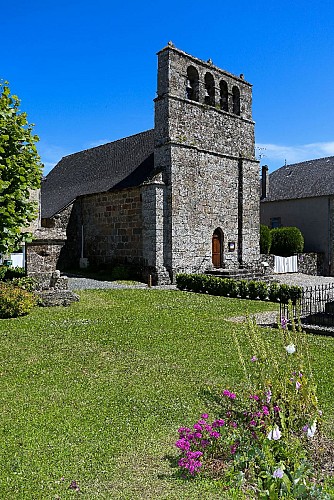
xmin=176 ymin=273 xmax=188 ymax=290
xmin=238 ymin=280 xmax=249 ymax=299
xmin=248 ymin=281 xmax=259 ymax=300
xmin=279 ymin=284 xmax=292 ymax=304
xmin=0 ymin=283 xmax=37 ymax=318
xmin=257 ymin=281 xmax=268 ymax=301
xmin=226 ymin=279 xmax=239 ymax=298
xmin=260 ymin=224 xmax=271 ymax=254
xmin=270 ymin=227 xmax=304 ymax=257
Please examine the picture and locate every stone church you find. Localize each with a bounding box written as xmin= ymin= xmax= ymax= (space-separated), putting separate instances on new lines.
xmin=41 ymin=43 xmax=260 ymax=284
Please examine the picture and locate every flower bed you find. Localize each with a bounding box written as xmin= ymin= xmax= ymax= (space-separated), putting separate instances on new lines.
xmin=174 ymin=314 xmax=329 ymax=497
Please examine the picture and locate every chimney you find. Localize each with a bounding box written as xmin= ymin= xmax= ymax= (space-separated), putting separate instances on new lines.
xmin=261 ymin=165 xmax=269 ymax=199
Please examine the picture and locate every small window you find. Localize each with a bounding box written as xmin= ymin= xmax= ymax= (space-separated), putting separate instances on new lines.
xmin=219 ymin=80 xmax=228 ymax=111
xmin=232 ymin=86 xmax=240 ymax=115
xmin=186 ymin=66 xmax=199 ymax=102
xmin=270 ymin=217 xmax=281 ymax=229
xmin=204 ymin=72 xmax=215 ymax=106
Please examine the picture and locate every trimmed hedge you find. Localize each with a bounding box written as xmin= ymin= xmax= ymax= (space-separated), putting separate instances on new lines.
xmin=176 ymin=273 xmax=302 ymax=304
xmin=270 ymin=227 xmax=304 ymax=257
xmin=260 ymin=224 xmax=271 ymax=254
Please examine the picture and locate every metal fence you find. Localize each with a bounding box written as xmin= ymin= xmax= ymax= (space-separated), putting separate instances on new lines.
xmin=280 ymin=283 xmax=334 ymax=328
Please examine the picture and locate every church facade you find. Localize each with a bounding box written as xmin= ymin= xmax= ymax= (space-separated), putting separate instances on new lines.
xmin=41 ymin=43 xmax=260 ymax=284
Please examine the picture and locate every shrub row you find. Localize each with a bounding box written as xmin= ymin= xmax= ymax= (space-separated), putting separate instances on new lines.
xmin=176 ymin=273 xmax=302 ymax=304
xmin=0 ymin=282 xmax=38 ymax=319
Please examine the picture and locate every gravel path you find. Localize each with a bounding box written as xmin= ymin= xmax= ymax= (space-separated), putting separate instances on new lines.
xmin=67 ymin=272 xmax=334 ymax=291
xmin=66 ymin=276 xmax=177 ymax=291
xmin=272 ymin=272 xmax=334 ymax=288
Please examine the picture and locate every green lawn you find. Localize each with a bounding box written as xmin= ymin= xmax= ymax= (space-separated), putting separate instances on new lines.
xmin=0 ymin=289 xmax=333 ymax=499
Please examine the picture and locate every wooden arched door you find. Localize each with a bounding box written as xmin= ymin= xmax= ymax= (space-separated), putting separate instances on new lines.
xmin=212 ymin=229 xmax=223 ymax=268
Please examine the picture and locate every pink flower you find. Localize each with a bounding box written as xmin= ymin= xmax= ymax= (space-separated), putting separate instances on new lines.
xmin=273 ymin=405 xmax=281 ymax=413
xmin=230 ymin=442 xmax=239 ymax=454
xmin=262 ymin=406 xmax=269 ymax=416
xmin=212 ymin=419 xmax=225 ymax=427
xmin=210 ymin=431 xmax=220 ymax=438
xmin=281 ymin=317 xmax=288 ymax=329
xmin=250 ymin=394 xmax=259 ymax=401
xmin=296 ymin=381 xmax=301 ymax=390
xmin=187 ymin=450 xmax=203 ymax=459
xmin=201 ymin=413 xmax=209 ymax=419
xmin=251 ymin=355 xmax=257 ymax=362
xmin=223 ymin=389 xmax=236 ymax=399
xmin=175 ymin=438 xmax=190 ymax=450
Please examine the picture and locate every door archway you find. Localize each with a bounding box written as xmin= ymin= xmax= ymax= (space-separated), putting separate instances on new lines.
xmin=212 ymin=228 xmax=223 ymax=268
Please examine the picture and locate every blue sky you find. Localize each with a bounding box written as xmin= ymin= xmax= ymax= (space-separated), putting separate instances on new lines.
xmin=2 ymin=0 xmax=334 ymax=174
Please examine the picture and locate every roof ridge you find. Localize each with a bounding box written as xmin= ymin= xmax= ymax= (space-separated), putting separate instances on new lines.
xmin=61 ymin=128 xmax=155 ymax=160
xmin=281 ymin=155 xmax=334 ymax=170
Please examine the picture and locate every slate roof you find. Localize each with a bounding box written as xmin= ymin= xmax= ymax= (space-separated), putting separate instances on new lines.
xmin=41 ymin=129 xmax=155 ymax=218
xmin=264 ymin=156 xmax=334 ymax=202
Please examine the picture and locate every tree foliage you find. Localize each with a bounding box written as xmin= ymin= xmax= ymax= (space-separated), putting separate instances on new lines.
xmin=0 ymin=82 xmax=43 ymax=254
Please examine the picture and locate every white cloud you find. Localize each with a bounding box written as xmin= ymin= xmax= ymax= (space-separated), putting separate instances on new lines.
xmin=256 ymin=141 xmax=334 ymax=171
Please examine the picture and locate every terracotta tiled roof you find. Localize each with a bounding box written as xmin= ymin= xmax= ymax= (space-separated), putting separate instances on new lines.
xmin=264 ymin=156 xmax=334 ymax=202
xmin=41 ymin=129 xmax=155 ymax=218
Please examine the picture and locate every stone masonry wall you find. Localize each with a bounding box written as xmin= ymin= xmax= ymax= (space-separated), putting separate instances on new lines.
xmin=170 ymin=147 xmax=240 ymax=274
xmin=79 ymin=188 xmax=143 ymax=268
xmin=141 ymin=173 xmax=171 ymax=284
xmin=26 ymin=231 xmax=66 ymax=289
xmin=240 ymin=158 xmax=260 ymax=266
xmin=41 ymin=203 xmax=81 ymax=270
xmin=154 ymin=44 xmax=260 ymax=280
xmin=42 ymin=203 xmax=74 ymax=231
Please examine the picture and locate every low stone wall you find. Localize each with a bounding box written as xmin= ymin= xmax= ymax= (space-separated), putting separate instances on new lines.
xmin=297 ymin=253 xmax=325 ymax=275
xmin=259 ymin=253 xmax=325 ymax=276
xmin=26 ymin=227 xmax=67 ymax=289
xmin=27 ymin=240 xmax=65 ymax=274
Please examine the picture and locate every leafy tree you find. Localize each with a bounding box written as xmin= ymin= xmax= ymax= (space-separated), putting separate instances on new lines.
xmin=0 ymin=82 xmax=43 ymax=254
